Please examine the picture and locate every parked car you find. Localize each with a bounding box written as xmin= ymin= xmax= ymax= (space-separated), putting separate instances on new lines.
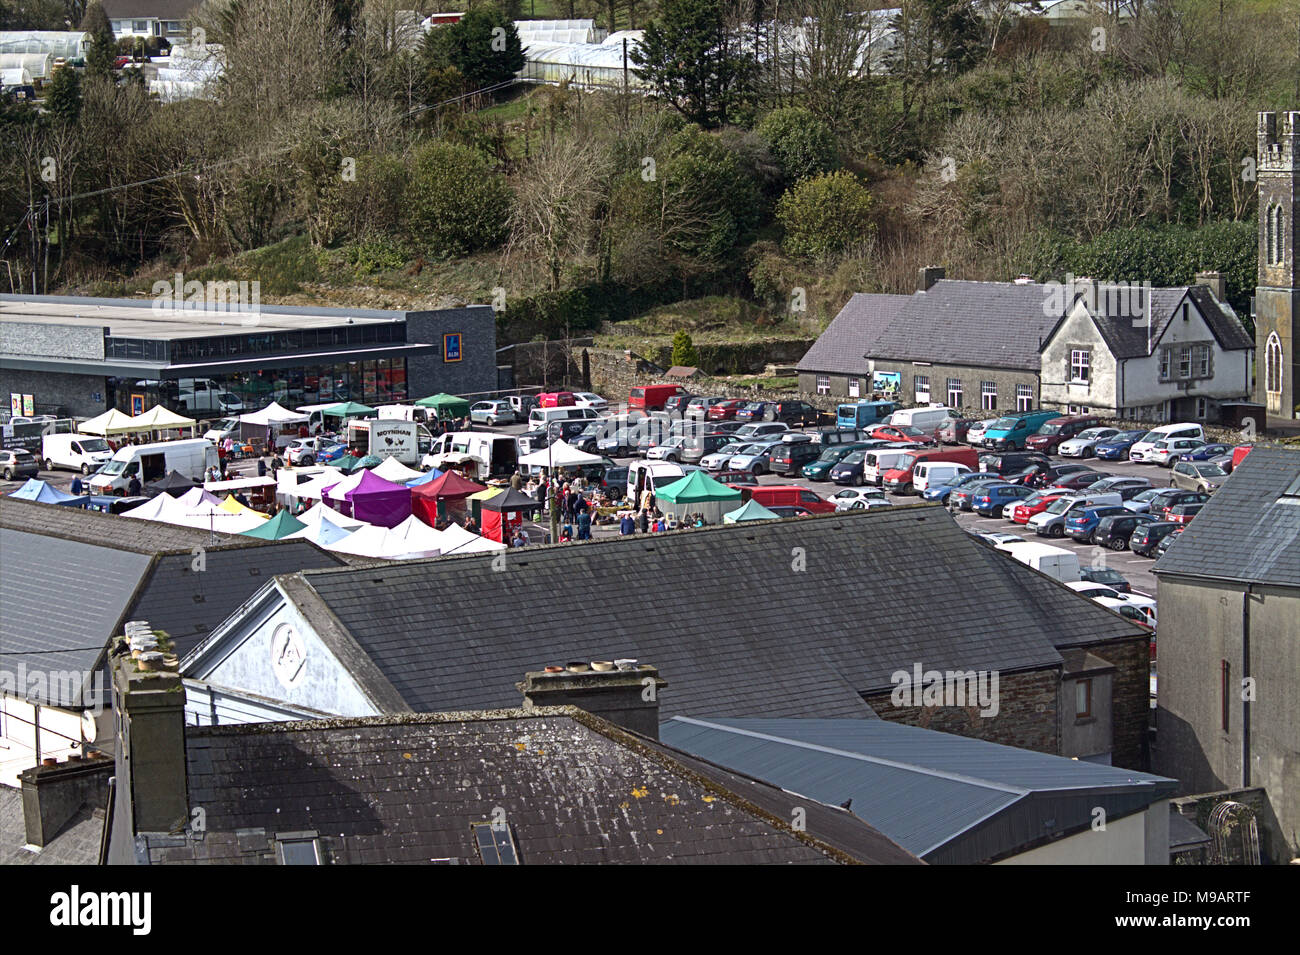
xmin=972 ymin=483 xmax=1036 ymax=518
xmin=1154 ymin=527 xmax=1185 ymax=556
xmin=1064 ymin=505 xmax=1131 ymax=543
xmin=629 ymin=384 xmax=688 ymax=412
xmin=1094 ymin=596 xmax=1158 ymax=631
xmin=1231 ymin=444 xmax=1254 ymax=470
xmin=571 ymin=392 xmax=609 ymax=412
xmin=733 ymin=422 xmax=789 ymax=442
xmin=831 ymin=487 xmax=893 ymax=511
xmin=284 ymin=437 xmax=331 ymax=466
xmin=978 ymin=451 xmax=1049 ymax=475
xmin=951 ymin=477 xmax=1017 ymax=511
xmin=594 ymin=426 xmax=641 ymax=457
xmin=829 ymin=449 xmax=870 ymax=486
xmin=646 ymin=436 xmax=695 ymax=462
xmin=982 ymin=410 xmax=1061 ymax=450
xmin=469 ymin=400 xmax=517 ymax=426
xmin=1144 ymin=438 xmax=1206 ymax=467
xmin=925 ymin=470 xmax=1005 ymax=505
xmin=769 ymin=440 xmax=825 ymax=475
xmin=1092 ymin=512 xmax=1160 ymax=551
xmin=1025 ymin=415 xmax=1103 ymax=455
xmin=663 ymin=393 xmax=695 ymax=415
xmin=1078 ymin=566 xmax=1133 ymax=593
xmin=315 ymin=442 xmax=348 ymax=464
xmin=969 ymin=529 xmax=1026 ymax=546
xmin=937 ymin=418 xmax=974 ymax=444
xmin=1155 ymin=490 xmax=1211 ymax=520
xmin=801 ymin=443 xmax=873 ymax=482
xmin=714 ymin=469 xmax=759 ymax=487
xmin=1166 ymin=502 xmax=1205 ymax=524
xmin=1044 ymin=470 xmax=1111 ymax=492
xmin=733 ymin=401 xmax=771 ymax=421
xmin=685 ymin=396 xmax=729 ymax=418
xmin=1169 ymin=460 xmax=1228 ymax=493
xmin=1123 ymin=488 xmax=1170 ymax=514
xmin=680 ymin=432 xmax=739 ymax=466
xmin=707 ymin=399 xmax=747 ymax=421
xmin=728 ymin=441 xmax=785 ymax=474
xmin=1130 ymin=521 xmax=1181 ymax=557
xmin=965 ymin=418 xmax=998 ymax=447
xmin=1128 ymin=423 xmax=1206 ymax=463
xmin=1093 ymin=429 xmax=1148 ymax=461
xmin=700 ymin=441 xmax=752 ymax=470
xmin=1058 ymin=427 xmax=1122 ymax=458
xmin=748 ymin=485 xmax=837 ymax=513
xmin=0 ymin=448 xmax=40 ymax=481
xmin=1024 ymin=462 xmax=1094 ymax=487
xmin=1086 ymin=476 xmax=1153 ymax=499
xmin=1027 ymin=493 xmax=1124 ymax=537
xmin=1008 ymin=490 xmax=1068 ymax=524
xmin=871 ymin=424 xmax=934 ymax=445
xmin=597 ymin=466 xmax=629 ymax=495
xmin=709 ymin=420 xmax=746 ymax=436
xmin=1177 ymin=442 xmax=1232 ymax=462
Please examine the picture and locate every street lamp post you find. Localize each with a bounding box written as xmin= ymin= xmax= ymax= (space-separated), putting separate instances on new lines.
xmin=548 ymin=421 xmax=559 ymax=543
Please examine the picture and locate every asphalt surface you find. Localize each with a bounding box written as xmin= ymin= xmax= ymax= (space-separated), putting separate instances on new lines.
xmin=2 ymin=421 xmax=1177 ymax=596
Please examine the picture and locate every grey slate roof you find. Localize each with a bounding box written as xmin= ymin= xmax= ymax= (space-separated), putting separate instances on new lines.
xmin=0 ymin=528 xmax=153 ymax=706
xmin=280 ymin=505 xmax=1143 ymax=719
xmin=1153 ymin=447 xmax=1300 ymax=587
xmin=0 ymin=787 xmax=103 ymax=865
xmin=1080 ymin=285 xmax=1254 ymax=359
xmin=143 ymin=709 xmax=920 ymax=864
xmin=866 ymin=280 xmax=1062 ymax=371
xmin=101 ymin=0 xmax=198 ymax=18
xmin=660 ymin=716 xmax=1178 ymax=864
xmin=0 ymin=497 xmax=250 ymax=553
xmin=797 ymin=293 xmax=911 ymax=375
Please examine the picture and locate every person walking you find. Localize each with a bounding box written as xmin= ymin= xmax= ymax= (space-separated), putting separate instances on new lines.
xmin=257 ymin=457 xmax=268 ymax=477
xmin=127 ymin=474 xmax=142 ymax=497
xmin=619 ymin=511 xmax=635 ymax=535
xmin=576 ymin=509 xmax=591 ymax=540
xmin=70 ymin=474 xmax=83 ymax=496
xmin=637 ymin=508 xmax=649 ymax=534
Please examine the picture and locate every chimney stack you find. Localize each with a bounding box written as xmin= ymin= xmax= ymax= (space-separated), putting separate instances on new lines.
xmin=918 ymin=266 xmax=945 ymax=292
xmin=518 ymin=663 xmax=667 ymax=740
xmin=111 ymin=628 xmax=189 ymax=835
xmin=1195 ymin=271 xmax=1226 ymax=302
xmin=19 ymin=754 xmax=113 ymax=848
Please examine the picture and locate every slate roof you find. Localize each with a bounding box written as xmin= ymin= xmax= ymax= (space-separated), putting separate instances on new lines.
xmin=0 ymin=787 xmax=103 ymax=866
xmin=141 ymin=709 xmax=920 ymax=864
xmin=0 ymin=497 xmax=249 ymax=553
xmin=0 ymin=528 xmax=153 ymax=706
xmin=269 ymin=505 xmax=1144 ymax=720
xmin=1076 ymin=285 xmax=1254 ymax=360
xmin=797 ymin=293 xmax=911 ymax=375
xmin=1153 ymin=447 xmax=1300 ymax=588
xmin=100 ymin=0 xmax=199 ymax=20
xmin=659 ymin=716 xmax=1178 ymax=864
xmin=865 ymin=280 xmax=1061 ymax=371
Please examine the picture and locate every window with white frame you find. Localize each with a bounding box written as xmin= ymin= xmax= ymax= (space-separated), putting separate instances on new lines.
xmin=914 ymin=374 xmax=930 ymax=403
xmin=1016 ymin=384 xmax=1033 ymax=411
xmin=1195 ymin=397 xmax=1207 ymax=420
xmin=1159 ymin=350 xmax=1171 ymax=380
xmin=946 ymin=378 xmax=963 ymax=408
xmin=1265 ymin=332 xmax=1283 ymax=395
xmin=133 ymin=19 xmax=147 ymax=32
xmin=1067 ymin=405 xmax=1090 ymax=415
xmin=1069 ymin=349 xmax=1090 ymax=383
xmin=1195 ymin=344 xmax=1210 ymax=378
xmin=848 ymin=378 xmax=860 ymax=398
xmin=1178 ymin=346 xmax=1192 ymax=379
xmin=981 ymin=381 xmax=997 ymax=411
xmin=816 ymin=376 xmax=830 ymax=394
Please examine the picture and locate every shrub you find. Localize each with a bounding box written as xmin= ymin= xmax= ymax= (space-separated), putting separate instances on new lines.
xmin=776 ymin=170 xmax=874 ymax=261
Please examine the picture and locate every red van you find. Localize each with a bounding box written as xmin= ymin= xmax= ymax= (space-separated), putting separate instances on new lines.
xmin=1231 ymin=444 xmax=1253 ymax=470
xmin=629 ymin=383 xmax=687 ymax=411
xmin=747 ymin=485 xmax=837 ymax=514
xmin=537 ymin=391 xmax=575 ymax=408
xmin=1025 ymin=414 xmax=1100 ymax=454
xmin=880 ymin=447 xmax=978 ymax=495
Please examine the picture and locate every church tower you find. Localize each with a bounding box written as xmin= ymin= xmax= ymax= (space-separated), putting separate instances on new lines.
xmin=1257 ymin=111 xmax=1300 ymax=419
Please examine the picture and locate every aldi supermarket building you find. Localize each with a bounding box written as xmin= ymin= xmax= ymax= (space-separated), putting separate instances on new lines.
xmin=0 ymin=295 xmax=498 ymax=420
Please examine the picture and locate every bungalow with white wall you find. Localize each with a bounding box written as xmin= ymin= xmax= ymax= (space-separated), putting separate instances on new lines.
xmin=103 ymin=0 xmax=196 ymax=41
xmin=1039 ymin=273 xmax=1254 ymax=423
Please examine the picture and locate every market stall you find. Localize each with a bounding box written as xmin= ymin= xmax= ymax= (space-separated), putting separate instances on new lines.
xmin=240 ymin=510 xmax=307 ymax=540
xmin=285 ymin=513 xmax=356 ymax=546
xmin=655 ymin=470 xmax=743 ymax=526
xmin=8 ymin=479 xmax=87 ymax=506
xmin=478 ymin=487 xmax=542 ymax=543
xmin=337 ymin=469 xmax=412 ymax=528
xmin=410 ymin=470 xmax=485 ymax=526
xmin=722 ymin=498 xmax=781 ymax=523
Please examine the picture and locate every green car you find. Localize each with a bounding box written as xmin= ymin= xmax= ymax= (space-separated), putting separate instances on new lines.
xmin=801 ymin=442 xmax=873 ymax=481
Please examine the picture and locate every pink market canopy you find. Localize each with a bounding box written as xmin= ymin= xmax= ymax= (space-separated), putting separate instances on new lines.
xmin=341 ymin=469 xmax=411 ymax=528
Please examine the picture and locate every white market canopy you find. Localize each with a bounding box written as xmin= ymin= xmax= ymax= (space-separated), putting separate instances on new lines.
xmin=204 ymin=476 xmax=277 ymax=492
xmin=436 ymin=522 xmax=507 ymax=554
xmin=79 ymin=407 xmax=138 ymax=436
xmin=295 ymin=500 xmax=366 ymax=530
xmin=516 ymin=439 xmax=602 ymax=469
xmin=324 ymin=523 xmax=436 ymax=560
xmin=239 ymin=401 xmax=308 ymax=426
xmin=284 ymin=468 xmax=346 ymax=500
xmin=371 ymin=457 xmax=425 ymax=484
xmin=129 ymin=405 xmax=197 ymax=431
xmin=391 ymin=515 xmax=445 ymax=555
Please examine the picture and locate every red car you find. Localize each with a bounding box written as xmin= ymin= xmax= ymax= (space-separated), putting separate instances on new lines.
xmin=870 ymin=425 xmax=933 ymax=445
xmin=1009 ymin=491 xmax=1066 ymax=524
xmin=748 ymin=485 xmax=838 ymax=514
xmin=707 ymin=399 xmax=747 ymax=421
xmin=1043 ymin=470 xmax=1110 ymax=493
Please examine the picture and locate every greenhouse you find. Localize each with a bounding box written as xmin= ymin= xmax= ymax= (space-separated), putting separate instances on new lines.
xmin=514 ymin=19 xmax=606 ymax=45
xmin=518 ymin=32 xmax=648 ymax=91
xmin=0 ymin=31 xmax=90 ymax=60
xmin=0 ymin=52 xmax=53 ymax=80
xmin=0 ymin=66 xmax=33 ymax=88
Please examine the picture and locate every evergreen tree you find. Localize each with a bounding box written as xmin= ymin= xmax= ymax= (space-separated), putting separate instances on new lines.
xmin=81 ymin=1 xmax=116 ymax=78
xmin=671 ymin=330 xmax=699 ymax=367
xmin=44 ymin=65 xmax=82 ymax=124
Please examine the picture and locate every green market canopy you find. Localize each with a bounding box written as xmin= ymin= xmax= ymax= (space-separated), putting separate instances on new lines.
xmin=415 ymin=393 xmax=471 ymax=418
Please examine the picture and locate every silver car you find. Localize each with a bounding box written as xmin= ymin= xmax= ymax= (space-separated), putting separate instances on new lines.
xmin=728 ymin=440 xmax=784 ymax=475
xmin=1058 ymin=427 xmax=1120 ymax=458
xmin=469 ymin=400 xmax=517 ymax=426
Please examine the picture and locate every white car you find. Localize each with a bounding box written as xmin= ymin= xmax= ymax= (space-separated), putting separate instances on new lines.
xmin=965 ymin=419 xmax=997 ymax=446
xmin=572 ymin=392 xmax=609 ymax=412
xmin=285 ymin=437 xmax=328 ymax=466
xmin=701 ymin=441 xmax=750 ymax=470
xmin=646 ymin=436 xmax=693 ymax=462
xmin=204 ymin=416 xmax=241 ymax=443
xmin=1091 ymin=594 xmax=1158 ymax=629
xmin=1138 ymin=438 xmax=1205 ymax=467
xmin=832 ymin=487 xmax=892 ymax=511
xmin=1058 ymin=428 xmax=1120 ymax=458
xmin=733 ymin=422 xmax=789 ymax=442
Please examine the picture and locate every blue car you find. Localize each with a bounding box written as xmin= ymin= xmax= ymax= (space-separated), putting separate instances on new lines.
xmin=316 ymin=442 xmax=348 ymax=464
xmin=971 ymin=483 xmax=1035 ymax=518
xmin=1177 ymin=442 xmax=1231 ymax=462
xmin=1065 ymin=505 xmax=1131 ymax=543
xmin=923 ymin=471 xmax=997 ymax=504
xmin=1094 ymin=429 xmax=1147 ymax=461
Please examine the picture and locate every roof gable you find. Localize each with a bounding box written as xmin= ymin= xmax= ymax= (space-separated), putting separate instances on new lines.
xmin=797 ymin=293 xmax=911 ymax=375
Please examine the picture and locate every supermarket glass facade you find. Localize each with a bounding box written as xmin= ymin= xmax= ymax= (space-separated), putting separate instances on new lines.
xmin=107 ymin=357 xmax=408 ymax=418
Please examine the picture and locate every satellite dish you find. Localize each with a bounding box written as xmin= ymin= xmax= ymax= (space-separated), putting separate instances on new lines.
xmin=81 ymin=710 xmax=98 ymax=744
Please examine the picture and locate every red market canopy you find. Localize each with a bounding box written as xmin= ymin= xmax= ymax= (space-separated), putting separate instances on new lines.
xmin=410 ymin=470 xmax=485 ymax=525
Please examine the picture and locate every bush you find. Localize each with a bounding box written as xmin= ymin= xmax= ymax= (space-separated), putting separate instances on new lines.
xmin=757 ymin=107 xmax=837 ymax=187
xmin=776 ymin=170 xmax=874 ymax=261
xmin=344 ymin=238 xmax=409 ymax=275
xmin=405 ymin=141 xmax=511 ymax=258
xmin=671 ymin=330 xmax=699 ymax=367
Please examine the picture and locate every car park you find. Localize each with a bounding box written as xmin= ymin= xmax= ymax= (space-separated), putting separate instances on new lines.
xmin=972 ymin=483 xmax=1035 ymax=518
xmin=802 ymin=428 xmax=866 ymax=447
xmin=1057 ymin=427 xmax=1121 ymax=458
xmin=881 ymin=447 xmax=978 ymax=495
xmin=709 ymin=420 xmax=746 ymax=436
xmin=1093 ymin=429 xmax=1148 ymax=461
xmin=1064 ymin=505 xmax=1130 ymax=543
xmin=1129 ymin=521 xmax=1181 ymax=557
xmin=831 ymin=487 xmax=893 ymax=511
xmin=1092 ymin=512 xmax=1159 ymax=550
xmin=1123 ymin=488 xmax=1169 ymax=514
xmin=700 ymin=441 xmax=752 ymax=470
xmin=1025 ymin=415 xmax=1102 ymax=455
xmin=0 ymin=448 xmax=41 ymax=481
xmin=1128 ymin=423 xmax=1206 ymax=463
xmin=470 ymin=400 xmax=516 ymax=426
xmin=1027 ymin=493 xmax=1124 ymax=537
xmin=1078 ymin=566 xmax=1133 ymax=593
xmin=1169 ymin=461 xmax=1228 ymax=493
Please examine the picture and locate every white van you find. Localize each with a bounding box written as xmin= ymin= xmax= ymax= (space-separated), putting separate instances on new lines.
xmin=88 ymin=438 xmax=218 ymax=493
xmin=204 ymin=416 xmax=242 ymax=443
xmin=627 ymin=461 xmax=702 ymax=500
xmin=41 ymin=433 xmax=114 ymax=474
xmin=888 ymin=406 xmax=958 ymax=433
xmin=914 ymin=462 xmax=971 ymax=494
xmin=1128 ymin=423 xmax=1205 ymax=464
xmin=1026 ymin=493 xmax=1124 ymax=537
xmin=528 ymin=406 xmax=600 ymax=428
xmin=377 ymin=404 xmax=434 ymax=424
xmin=863 ymin=449 xmax=913 ymax=486
xmin=995 ymin=541 xmax=1081 ymax=583
xmin=422 ymin=431 xmax=520 ymax=480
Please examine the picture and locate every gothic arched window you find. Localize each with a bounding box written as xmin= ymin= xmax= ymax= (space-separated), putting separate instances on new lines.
xmin=1265 ymin=332 xmax=1284 ymax=395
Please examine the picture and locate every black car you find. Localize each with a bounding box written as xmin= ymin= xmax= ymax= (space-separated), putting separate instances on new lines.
xmin=714 ymin=469 xmax=759 ymax=487
xmin=663 ymin=394 xmax=695 ymax=415
xmin=1092 ymin=513 xmax=1159 ymax=551
xmin=768 ymin=400 xmax=827 ymax=427
xmin=1154 ymin=527 xmax=1185 ymax=556
xmin=1155 ymin=490 xmax=1210 ymax=520
xmin=978 ymin=451 xmax=1049 ymax=476
xmin=1130 ymin=521 xmax=1181 ymax=557
xmin=709 ymin=420 xmax=746 ymax=435
xmin=768 ymin=440 xmax=824 ymax=475
xmin=1078 ymin=566 xmax=1133 ymax=593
